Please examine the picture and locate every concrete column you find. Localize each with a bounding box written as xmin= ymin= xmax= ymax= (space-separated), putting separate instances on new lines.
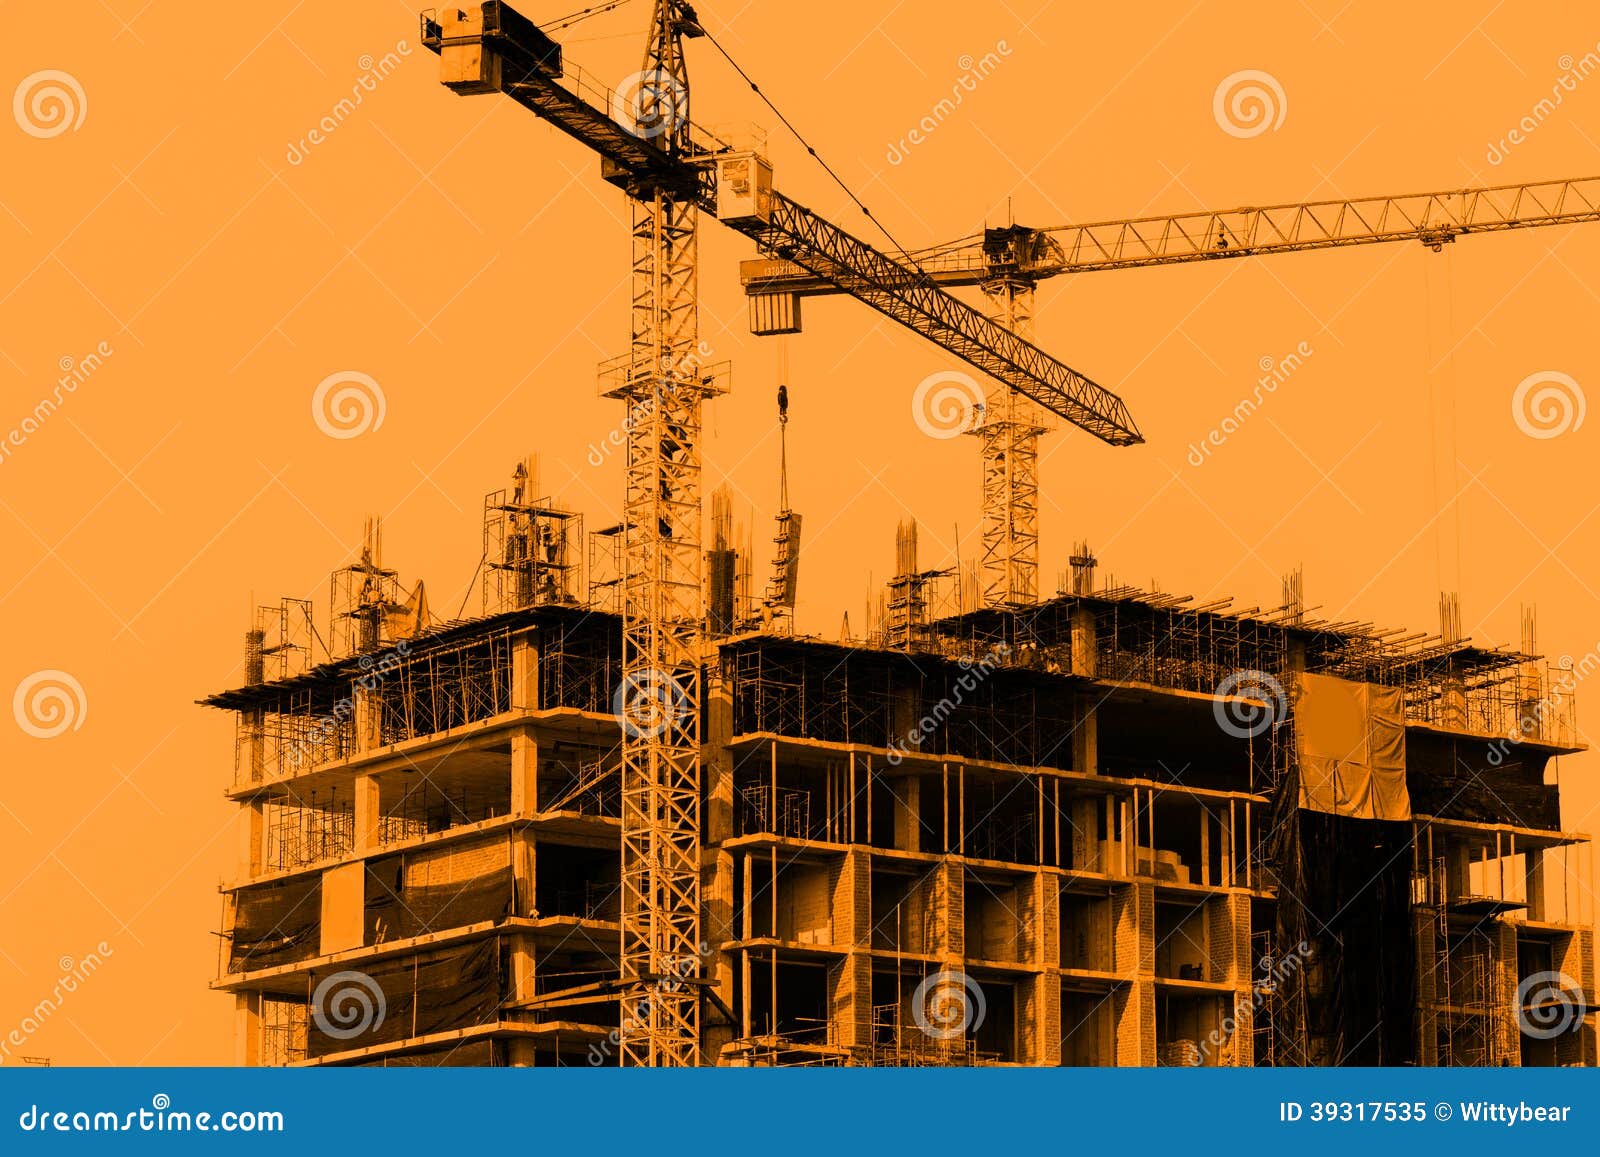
xmin=1069 ymin=606 xmax=1097 ymax=677
xmin=1525 ymin=848 xmax=1548 ymax=922
xmin=1112 ymin=882 xmax=1156 ymax=1065
xmin=233 ymin=991 xmax=262 ymax=1067
xmin=830 ymin=953 xmax=872 ymax=1053
xmin=511 ymin=632 xmax=539 ymax=711
xmin=936 ymin=859 xmax=964 ymax=960
xmin=353 ymin=685 xmax=383 ymax=753
xmin=1414 ymin=909 xmax=1439 ymax=1066
xmin=702 ymin=654 xmax=735 ymax=842
xmin=319 ymin=861 xmax=365 ymax=954
xmin=511 ymin=730 xmax=538 ymax=815
xmin=352 ymin=773 xmax=382 ymax=854
xmin=237 ymin=801 xmax=265 ymax=881
xmin=703 ymin=847 xmax=738 ymax=1061
xmin=1494 ymin=919 xmax=1521 ymax=1066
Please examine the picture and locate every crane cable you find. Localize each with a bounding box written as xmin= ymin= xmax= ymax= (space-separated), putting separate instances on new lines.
xmin=547 ymin=0 xmax=633 ymax=33
xmin=695 ymin=23 xmax=930 ymax=279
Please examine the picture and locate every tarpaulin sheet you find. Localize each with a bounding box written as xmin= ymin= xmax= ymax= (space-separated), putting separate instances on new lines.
xmin=227 ymin=875 xmax=322 ymax=973
xmin=1295 ymin=672 xmax=1411 ymax=821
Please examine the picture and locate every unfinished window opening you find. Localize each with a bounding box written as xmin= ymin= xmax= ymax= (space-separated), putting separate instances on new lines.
xmin=535 ymin=843 xmax=620 ymax=921
xmin=1060 ymin=987 xmax=1115 ymax=1066
xmin=869 ymin=866 xmax=936 ymax=954
xmin=1060 ymin=889 xmax=1114 ymax=972
xmin=378 ymin=757 xmax=510 ymax=845
xmin=746 ymin=958 xmax=830 ymax=1043
xmin=1155 ymin=896 xmax=1212 ymax=981
xmin=734 ymin=752 xmax=851 ymax=842
xmin=536 ymin=741 xmax=621 ymax=818
xmin=745 ymin=856 xmax=835 ymax=945
xmin=963 ymin=874 xmax=1024 ymax=962
xmin=1157 ymin=990 xmax=1229 ymax=1066
xmin=963 ymin=771 xmax=1038 ymax=864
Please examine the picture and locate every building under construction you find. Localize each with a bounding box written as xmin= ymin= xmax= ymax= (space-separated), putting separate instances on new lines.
xmin=206 ymin=481 xmax=1596 ymax=1068
xmin=206 ymin=0 xmax=1600 ymax=1068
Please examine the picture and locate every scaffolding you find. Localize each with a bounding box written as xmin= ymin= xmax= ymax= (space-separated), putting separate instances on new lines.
xmin=482 ymin=457 xmax=582 ymax=614
xmin=264 ymin=789 xmax=355 ymax=870
xmin=586 ymin=523 xmax=624 ymax=614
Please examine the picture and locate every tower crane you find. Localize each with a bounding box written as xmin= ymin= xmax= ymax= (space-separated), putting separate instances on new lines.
xmin=420 ymin=0 xmax=1141 ymax=1066
xmin=742 ymin=177 xmax=1600 ymax=608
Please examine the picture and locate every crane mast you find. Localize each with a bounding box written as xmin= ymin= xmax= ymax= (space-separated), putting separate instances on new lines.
xmin=610 ymin=0 xmax=707 ymax=1068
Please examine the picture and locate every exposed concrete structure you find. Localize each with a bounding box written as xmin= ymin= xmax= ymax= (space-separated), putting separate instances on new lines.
xmin=207 ymin=530 xmax=1597 ymax=1067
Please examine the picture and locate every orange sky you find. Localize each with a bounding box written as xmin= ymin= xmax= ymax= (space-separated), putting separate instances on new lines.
xmin=1 ymin=1 xmax=1597 ymax=1064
